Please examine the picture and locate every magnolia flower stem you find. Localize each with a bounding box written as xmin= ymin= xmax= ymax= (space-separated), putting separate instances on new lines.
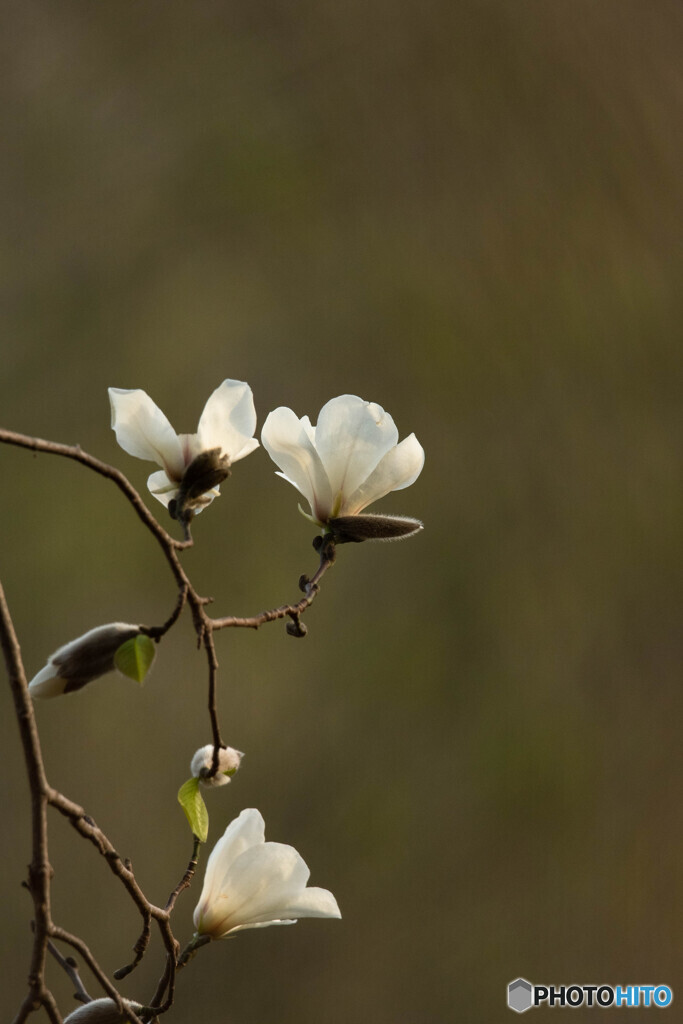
xmin=176 ymin=934 xmax=211 ymax=969
xmin=209 ymin=539 xmax=336 ymax=632
xmin=202 ymin=629 xmax=225 ymax=757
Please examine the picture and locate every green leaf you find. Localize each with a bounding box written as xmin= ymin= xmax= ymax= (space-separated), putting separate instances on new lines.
xmin=177 ymin=777 xmax=209 ymax=842
xmin=114 ymin=634 xmax=156 ymax=684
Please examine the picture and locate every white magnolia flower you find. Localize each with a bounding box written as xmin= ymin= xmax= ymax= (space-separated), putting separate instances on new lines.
xmin=193 ymin=808 xmax=341 ymax=938
xmin=109 ymin=380 xmax=259 ymax=514
xmin=261 ymin=394 xmax=424 ymax=527
xmin=64 ymin=999 xmax=142 ymax=1024
xmin=29 ymin=623 xmax=141 ymax=699
xmin=191 ymin=744 xmax=244 ymax=787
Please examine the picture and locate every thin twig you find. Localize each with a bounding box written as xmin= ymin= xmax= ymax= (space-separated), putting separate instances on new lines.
xmin=0 ymin=581 xmax=59 ymax=1024
xmin=49 ymin=928 xmax=145 ymax=1024
xmin=165 ymin=836 xmax=201 ymax=913
xmin=46 ymin=940 xmax=91 ymax=1004
xmin=39 ymin=992 xmax=62 ymax=1024
xmin=0 ymin=430 xmax=192 ymax=558
xmin=209 ymin=544 xmax=335 ymax=631
xmin=142 ymin=585 xmax=189 ymax=642
xmin=113 ymin=916 xmax=152 ymax=981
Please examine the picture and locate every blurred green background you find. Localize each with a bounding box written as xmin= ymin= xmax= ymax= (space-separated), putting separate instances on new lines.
xmin=1 ymin=1 xmax=682 ymax=1021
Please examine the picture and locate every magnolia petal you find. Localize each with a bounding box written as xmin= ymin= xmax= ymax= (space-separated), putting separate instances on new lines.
xmin=227 ymin=919 xmax=297 ymax=934
xmin=109 ymin=388 xmax=184 ymax=479
xmin=344 ymin=433 xmax=425 ymax=514
xmin=314 ymin=395 xmax=399 ymax=502
xmin=239 ymin=885 xmax=341 ymax=926
xmin=146 ymin=469 xmax=177 ymax=508
xmin=300 ymin=415 xmax=316 ymax=444
xmin=261 ymin=407 xmax=333 ymax=520
xmin=202 ymin=842 xmax=311 ymax=935
xmin=28 ymin=663 xmax=64 ymax=699
xmin=232 ymin=436 xmax=261 ymax=461
xmin=196 ymin=380 xmax=258 ymax=462
xmin=194 ymin=809 xmax=266 ymax=929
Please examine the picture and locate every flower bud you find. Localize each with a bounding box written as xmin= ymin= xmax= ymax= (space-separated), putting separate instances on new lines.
xmin=328 ymin=513 xmax=423 ymax=543
xmin=169 ymin=447 xmax=231 ymax=524
xmin=191 ymin=744 xmax=244 ymax=787
xmin=29 ymin=623 xmax=142 ymax=699
xmin=63 ymin=998 xmax=142 ymax=1024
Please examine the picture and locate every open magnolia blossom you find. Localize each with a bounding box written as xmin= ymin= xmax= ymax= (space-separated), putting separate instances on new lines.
xmin=109 ymin=380 xmax=258 ymax=515
xmin=191 ymin=744 xmax=244 ymax=787
xmin=193 ymin=808 xmax=341 ymax=938
xmin=29 ymin=623 xmax=141 ymax=699
xmin=261 ymin=394 xmax=424 ymax=531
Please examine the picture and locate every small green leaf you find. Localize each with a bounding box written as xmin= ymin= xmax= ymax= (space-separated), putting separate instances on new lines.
xmin=114 ymin=634 xmax=156 ymax=684
xmin=178 ymin=777 xmax=209 ymax=842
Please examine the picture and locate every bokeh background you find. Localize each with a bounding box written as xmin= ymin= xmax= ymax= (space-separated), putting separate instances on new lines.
xmin=1 ymin=1 xmax=682 ymax=1021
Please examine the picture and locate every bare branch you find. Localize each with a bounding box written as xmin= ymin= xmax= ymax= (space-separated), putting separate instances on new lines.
xmin=142 ymin=586 xmax=189 ymax=642
xmin=0 ymin=580 xmax=57 ymax=1022
xmin=210 ymin=541 xmax=336 ymax=632
xmin=49 ymin=928 xmax=145 ymax=1024
xmin=164 ymin=836 xmax=201 ymax=914
xmin=46 ymin=940 xmax=91 ymax=1004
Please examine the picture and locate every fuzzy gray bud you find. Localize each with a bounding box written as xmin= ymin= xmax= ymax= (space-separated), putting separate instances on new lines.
xmin=169 ymin=447 xmax=231 ymax=524
xmin=328 ymin=514 xmax=423 ymax=544
xmin=29 ymin=623 xmax=142 ymax=699
xmin=191 ymin=744 xmax=244 ymax=787
xmin=63 ymin=998 xmax=142 ymax=1024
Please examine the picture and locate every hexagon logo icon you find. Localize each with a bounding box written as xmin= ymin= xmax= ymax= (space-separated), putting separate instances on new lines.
xmin=508 ymin=978 xmax=533 ymax=1013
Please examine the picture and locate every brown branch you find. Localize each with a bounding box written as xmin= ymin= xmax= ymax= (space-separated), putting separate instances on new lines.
xmin=47 ymin=788 xmax=184 ymax=1002
xmin=209 ymin=541 xmax=335 ymax=632
xmin=0 ymin=581 xmax=61 ymax=1024
xmin=165 ymin=836 xmax=201 ymax=914
xmin=49 ymin=928 xmax=145 ymax=1024
xmin=2 ymin=572 xmax=177 ymax=1021
xmin=142 ymin=585 xmax=188 ymax=642
xmin=200 ymin=628 xmax=225 ymax=756
xmin=144 ymin=954 xmax=175 ymax=1019
xmin=113 ymin=915 xmax=152 ymax=982
xmin=40 ymin=992 xmax=62 ymax=1024
xmin=0 ymin=429 xmax=191 ymax=557
xmin=47 ymin=790 xmax=172 ymax=927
